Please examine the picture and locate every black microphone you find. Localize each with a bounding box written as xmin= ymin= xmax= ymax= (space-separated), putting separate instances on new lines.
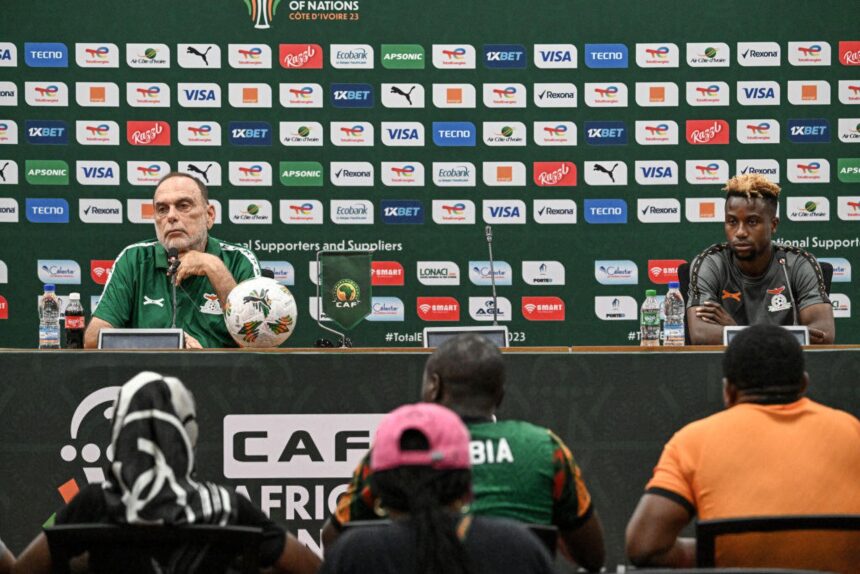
xmin=779 ymin=257 xmax=799 ymax=326
xmin=485 ymin=225 xmax=498 ymax=325
xmin=166 ymin=247 xmax=180 ymax=277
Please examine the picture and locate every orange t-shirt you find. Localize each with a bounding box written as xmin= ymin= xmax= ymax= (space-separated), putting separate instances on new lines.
xmin=646 ymin=398 xmax=860 ymax=572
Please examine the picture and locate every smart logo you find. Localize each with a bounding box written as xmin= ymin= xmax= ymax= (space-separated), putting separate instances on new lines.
xmin=584 ymin=44 xmax=628 ymax=68
xmin=381 ymin=200 xmax=424 ymax=224
xmin=584 ymin=199 xmax=627 ymax=224
xmin=228 ymin=121 xmax=272 ymax=146
xmin=432 ymin=122 xmax=476 ymax=146
xmin=24 ymin=42 xmax=68 ymax=67
xmin=483 ymin=44 xmax=526 ymax=68
xmin=26 ymin=120 xmax=68 ymax=145
xmin=787 ymin=119 xmax=830 ymax=143
xmin=330 ymin=83 xmax=374 ymax=108
xmin=584 ymin=121 xmax=627 ymax=145
xmin=26 ymin=198 xmax=69 ymax=223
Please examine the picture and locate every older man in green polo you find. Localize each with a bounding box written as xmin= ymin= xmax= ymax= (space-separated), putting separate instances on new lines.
xmin=84 ymin=172 xmax=260 ymax=348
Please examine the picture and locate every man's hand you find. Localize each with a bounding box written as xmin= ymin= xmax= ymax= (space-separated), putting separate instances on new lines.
xmin=694 ymin=301 xmax=737 ymax=326
xmin=184 ymin=332 xmax=203 ymax=349
xmin=171 ymin=250 xmax=215 ymax=285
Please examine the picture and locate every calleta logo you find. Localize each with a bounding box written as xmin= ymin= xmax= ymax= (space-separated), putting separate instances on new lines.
xmin=331 ymin=279 xmax=361 ymax=308
xmin=686 ymin=119 xmax=729 ymax=144
xmin=242 ymin=0 xmax=282 ymax=29
xmin=126 ymin=121 xmax=170 ymax=146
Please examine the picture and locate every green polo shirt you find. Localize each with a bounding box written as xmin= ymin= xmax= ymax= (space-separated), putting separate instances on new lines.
xmin=94 ymin=236 xmax=261 ymax=348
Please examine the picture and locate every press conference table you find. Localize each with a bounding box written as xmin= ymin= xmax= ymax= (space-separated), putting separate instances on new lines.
xmin=2 ymin=345 xmax=858 ymax=566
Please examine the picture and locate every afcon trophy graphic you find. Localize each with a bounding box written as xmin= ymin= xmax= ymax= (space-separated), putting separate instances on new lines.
xmin=243 ymin=0 xmax=283 ymax=28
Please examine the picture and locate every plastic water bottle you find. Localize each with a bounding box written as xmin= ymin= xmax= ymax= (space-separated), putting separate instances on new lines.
xmin=64 ymin=292 xmax=85 ymax=349
xmin=39 ymin=284 xmax=61 ymax=349
xmin=663 ymin=281 xmax=686 ymax=347
xmin=640 ymin=289 xmax=661 ymax=347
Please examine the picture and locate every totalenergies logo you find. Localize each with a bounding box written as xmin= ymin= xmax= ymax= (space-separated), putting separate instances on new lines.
xmin=695 ymin=84 xmax=721 ymax=98
xmin=645 ymin=124 xmax=669 ymax=136
xmin=442 ymin=203 xmax=466 ymax=215
xmin=85 ymin=46 xmax=110 ymax=59
xmin=242 ymin=0 xmax=282 ymax=29
xmin=85 ymin=124 xmax=111 ymax=136
xmin=238 ymin=164 xmax=264 ymax=177
xmin=645 ymin=46 xmax=670 ymax=59
xmin=746 ymin=122 xmax=771 ymax=135
xmin=137 ymin=164 xmax=162 ymax=177
xmin=696 ymin=163 xmax=720 ymax=176
xmin=492 ymin=86 xmax=517 ymax=99
xmin=289 ymin=86 xmax=314 ymax=99
xmin=136 ymin=85 xmax=161 ymax=98
xmin=187 ymin=124 xmax=212 ymax=136
xmin=594 ymin=86 xmax=618 ymax=98
xmin=797 ymin=44 xmax=823 ymax=58
xmin=289 ymin=202 xmax=314 ymax=215
xmin=544 ymin=124 xmax=568 ymax=137
xmin=239 ymin=47 xmax=263 ymax=60
xmin=391 ymin=165 xmax=415 ymax=177
xmin=798 ymin=162 xmax=821 ymax=174
xmin=443 ymin=47 xmax=467 ymax=60
xmin=0 ymin=123 xmax=7 ymax=134
xmin=340 ymin=125 xmax=365 ymax=137
xmin=35 ymin=85 xmax=60 ymax=97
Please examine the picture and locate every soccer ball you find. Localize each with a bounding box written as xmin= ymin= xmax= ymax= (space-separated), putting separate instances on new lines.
xmin=224 ymin=277 xmax=298 ymax=347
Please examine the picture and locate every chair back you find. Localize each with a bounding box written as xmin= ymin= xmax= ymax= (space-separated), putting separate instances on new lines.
xmin=696 ymin=514 xmax=860 ymax=569
xmin=45 ymin=523 xmax=264 ymax=574
xmin=819 ymin=261 xmax=833 ymax=295
xmin=525 ymin=523 xmax=557 ymax=556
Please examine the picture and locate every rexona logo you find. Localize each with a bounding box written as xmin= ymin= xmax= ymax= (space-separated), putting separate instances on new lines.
xmin=0 ymin=43 xmax=17 ymax=68
xmin=432 ymin=200 xmax=475 ymax=224
xmin=382 ymin=162 xmax=424 ymax=187
xmin=417 ymin=261 xmax=460 ymax=286
xmin=381 ymin=200 xmax=424 ymax=224
xmin=177 ymin=44 xmax=221 ymax=69
xmin=278 ymin=199 xmax=323 ymax=225
xmin=178 ymin=83 xmax=221 ymax=108
xmin=330 ymin=161 xmax=374 ymax=187
xmin=637 ymin=199 xmax=681 ymax=223
xmin=229 ymin=161 xmax=273 ymax=186
xmin=25 ymin=160 xmax=69 ymax=185
xmin=126 ymin=121 xmax=170 ymax=146
xmin=838 ymin=118 xmax=860 ymax=143
xmin=0 ymin=81 xmax=17 ymax=106
xmin=584 ymin=121 xmax=627 ymax=145
xmin=279 ymin=44 xmax=323 ymax=69
xmin=280 ymin=121 xmax=323 ymax=146
xmin=685 ymin=160 xmax=729 ymax=184
xmin=177 ymin=122 xmax=221 ymax=147
xmin=26 ymin=120 xmax=68 ymax=145
xmin=737 ymin=119 xmax=780 ymax=144
xmin=595 ymin=260 xmax=638 ymax=285
xmin=432 ymin=44 xmax=476 ymax=69
xmin=330 ymin=44 xmax=373 ymax=69
xmin=648 ymin=259 xmax=686 ymax=284
xmin=469 ymin=297 xmax=512 ymax=322
xmin=584 ymin=199 xmax=627 ymax=224
xmin=37 ymin=259 xmax=80 ymax=284
xmin=737 ymin=159 xmax=780 ymax=182
xmin=279 ymin=161 xmax=323 ymax=186
xmin=594 ymin=296 xmax=638 ymax=321
xmin=76 ymin=121 xmax=120 ymax=146
xmin=24 ymin=42 xmax=68 ymax=67
xmin=686 ymin=42 xmax=729 ymax=67
xmin=126 ymin=43 xmax=170 ymax=68
xmin=26 ymin=198 xmax=69 ymax=223
xmin=371 ymin=261 xmax=405 ymax=286
xmin=787 ymin=158 xmax=829 ymax=184
xmin=90 ymin=260 xmax=115 ymax=284
xmin=483 ymin=44 xmax=526 ymax=69
xmin=737 ymin=42 xmax=781 ymax=67
xmin=533 ymin=200 xmax=576 ymax=224
xmin=0 ymin=198 xmax=18 ymax=222
xmin=636 ymin=43 xmax=680 ymax=68
xmin=534 ymin=122 xmax=576 ymax=146
xmin=584 ymin=43 xmax=628 ymax=68
xmin=534 ymin=44 xmax=577 ymax=69
xmin=787 ymin=197 xmax=830 ymax=221
xmin=483 ymin=200 xmax=526 ymax=224
xmin=788 ymin=42 xmax=831 ymax=66
xmin=381 ymin=122 xmax=425 ymax=147
xmin=686 ymin=119 xmax=729 ymax=145
xmin=381 ymin=44 xmax=425 ymax=69
xmin=469 ymin=260 xmax=513 ymax=286
xmin=228 ymin=199 xmax=272 ymax=224
xmin=837 ymin=196 xmax=860 ymax=221
xmin=417 ymin=297 xmax=460 ymax=321
xmin=736 ymin=81 xmax=780 ymax=106
xmin=432 ymin=163 xmax=475 ymax=187
xmin=367 ymin=297 xmax=405 ymax=322
xmin=635 ymin=161 xmax=678 ymax=185
xmin=533 ymin=162 xmax=577 ymax=186
xmin=330 ymin=83 xmax=374 ymax=108
xmin=838 ymin=158 xmax=860 ymax=183
xmin=432 ymin=122 xmax=476 ymax=147
xmin=522 ymin=261 xmax=565 ymax=285
xmin=79 ymin=199 xmax=122 ymax=224
xmin=280 ymin=83 xmax=323 ymax=108
xmin=840 ymin=41 xmax=860 ymax=66
xmin=229 ymin=44 xmax=272 ymax=69
xmin=533 ymin=83 xmax=577 ymax=108
xmin=228 ymin=121 xmax=271 ymax=146
xmin=634 ymin=121 xmax=678 ymax=145
xmin=787 ymin=119 xmax=830 ymax=143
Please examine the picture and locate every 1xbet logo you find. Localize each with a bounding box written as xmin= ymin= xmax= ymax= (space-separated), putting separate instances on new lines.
xmin=228 ymin=121 xmax=271 ymax=146
xmin=585 ymin=121 xmax=627 ymax=145
xmin=483 ymin=44 xmax=526 ymax=68
xmin=26 ymin=120 xmax=68 ymax=144
xmin=330 ymin=83 xmax=374 ymax=108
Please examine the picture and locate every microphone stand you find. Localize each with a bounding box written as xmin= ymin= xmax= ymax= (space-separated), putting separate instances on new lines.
xmin=485 ymin=226 xmax=498 ymax=326
xmin=167 ymin=249 xmax=180 ymax=328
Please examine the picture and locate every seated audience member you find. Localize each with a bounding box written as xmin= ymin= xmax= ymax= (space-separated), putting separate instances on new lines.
xmin=0 ymin=538 xmax=13 ymax=574
xmin=686 ymin=173 xmax=834 ymax=344
xmin=13 ymin=371 xmax=320 ymax=574
xmin=626 ymin=324 xmax=860 ymax=570
xmin=320 ymin=403 xmax=554 ymax=574
xmin=323 ymin=334 xmax=605 ymax=572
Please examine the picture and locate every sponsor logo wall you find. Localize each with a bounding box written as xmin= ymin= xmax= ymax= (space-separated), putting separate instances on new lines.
xmin=0 ymin=2 xmax=858 ymax=347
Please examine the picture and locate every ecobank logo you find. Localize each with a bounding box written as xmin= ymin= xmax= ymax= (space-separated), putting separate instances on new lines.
xmin=433 ymin=163 xmax=475 ymax=187
xmin=330 ymin=44 xmax=373 ymax=69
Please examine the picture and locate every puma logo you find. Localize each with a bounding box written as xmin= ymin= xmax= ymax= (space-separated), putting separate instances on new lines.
xmin=390 ymin=86 xmax=416 ymax=106
xmin=593 ymin=163 xmax=619 ymax=183
xmin=186 ymin=46 xmax=212 ymax=66
xmin=0 ymin=162 xmax=7 ymax=182
xmin=186 ymin=163 xmax=212 ymax=183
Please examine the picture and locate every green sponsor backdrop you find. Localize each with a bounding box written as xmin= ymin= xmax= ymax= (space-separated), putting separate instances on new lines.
xmin=0 ymin=0 xmax=859 ymax=348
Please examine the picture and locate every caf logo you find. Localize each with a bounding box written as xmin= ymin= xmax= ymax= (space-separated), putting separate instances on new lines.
xmin=332 ymin=279 xmax=361 ymax=308
xmin=242 ymin=0 xmax=280 ymax=28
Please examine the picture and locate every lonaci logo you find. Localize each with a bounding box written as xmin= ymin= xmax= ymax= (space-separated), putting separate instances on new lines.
xmin=242 ymin=0 xmax=282 ymax=29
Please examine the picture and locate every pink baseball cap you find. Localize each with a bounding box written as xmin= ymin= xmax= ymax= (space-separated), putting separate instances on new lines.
xmin=371 ymin=403 xmax=471 ymax=472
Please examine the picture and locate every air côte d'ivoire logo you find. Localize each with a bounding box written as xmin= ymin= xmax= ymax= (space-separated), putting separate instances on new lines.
xmin=332 ymin=278 xmax=361 ymax=308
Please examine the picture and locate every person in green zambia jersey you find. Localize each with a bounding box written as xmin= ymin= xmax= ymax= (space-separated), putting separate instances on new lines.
xmin=84 ymin=173 xmax=261 ymax=349
xmin=322 ymin=333 xmax=606 ymax=572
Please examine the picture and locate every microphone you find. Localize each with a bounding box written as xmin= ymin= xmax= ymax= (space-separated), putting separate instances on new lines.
xmin=485 ymin=225 xmax=498 ymax=325
xmin=779 ymin=257 xmax=799 ymax=326
xmin=167 ymin=247 xmax=179 ymax=328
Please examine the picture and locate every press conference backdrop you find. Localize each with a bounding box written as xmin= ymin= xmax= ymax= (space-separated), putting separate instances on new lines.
xmin=1 ymin=0 xmax=859 ymax=347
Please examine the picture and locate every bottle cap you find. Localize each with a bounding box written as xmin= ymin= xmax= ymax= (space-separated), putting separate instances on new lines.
xmin=646 ymin=289 xmax=657 ymax=297
xmin=668 ymin=281 xmax=680 ymax=289
xmin=69 ymin=293 xmax=81 ymax=300
xmin=44 ymin=284 xmax=56 ymax=292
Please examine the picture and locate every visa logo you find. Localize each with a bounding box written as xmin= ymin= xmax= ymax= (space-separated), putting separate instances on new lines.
xmin=489 ymin=206 xmax=520 ymax=217
xmin=183 ymin=89 xmax=216 ymax=101
xmin=539 ymin=50 xmax=572 ymax=63
xmin=82 ymin=167 xmax=114 ymax=178
xmin=743 ymin=87 xmax=775 ymax=99
xmin=386 ymin=128 xmax=419 ymax=140
xmin=640 ymin=166 xmax=673 ymax=178
xmin=0 ymin=50 xmax=11 ymax=61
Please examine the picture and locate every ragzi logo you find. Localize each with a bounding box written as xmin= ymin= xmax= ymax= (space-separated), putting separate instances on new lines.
xmin=685 ymin=119 xmax=729 ymax=145
xmin=279 ymin=44 xmax=323 ymax=68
